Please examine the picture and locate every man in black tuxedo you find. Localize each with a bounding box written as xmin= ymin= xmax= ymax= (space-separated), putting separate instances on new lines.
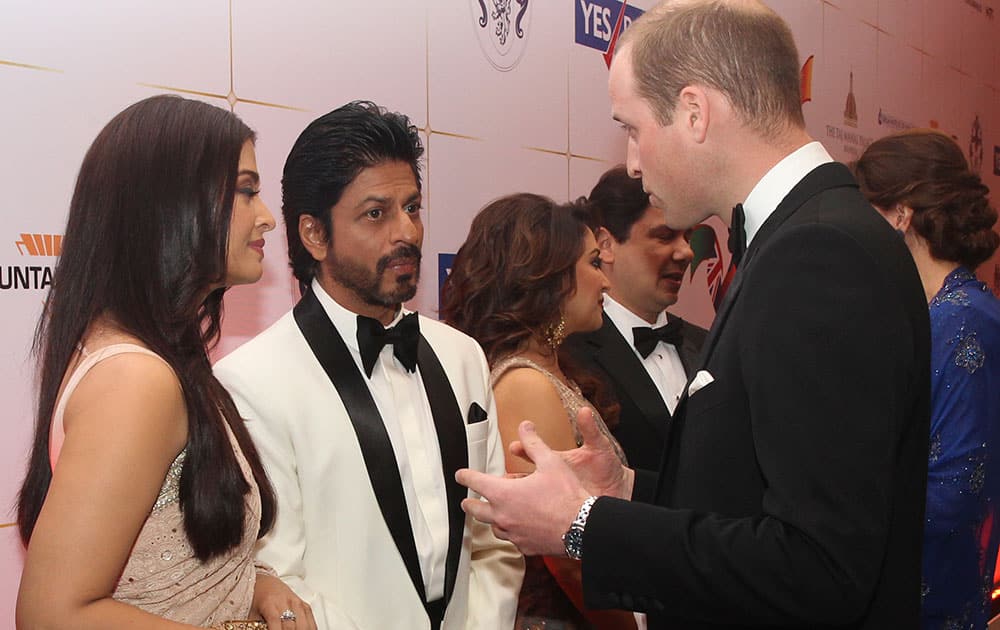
xmin=565 ymin=166 xmax=706 ymax=470
xmin=457 ymin=1 xmax=931 ymax=628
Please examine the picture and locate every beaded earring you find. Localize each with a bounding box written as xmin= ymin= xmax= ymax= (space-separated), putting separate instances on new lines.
xmin=543 ymin=316 xmax=567 ymax=350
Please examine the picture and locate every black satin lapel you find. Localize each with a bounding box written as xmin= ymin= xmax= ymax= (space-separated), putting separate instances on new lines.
xmin=673 ymin=319 xmax=700 ymax=377
xmin=593 ymin=321 xmax=671 ymax=436
xmin=292 ymin=289 xmax=427 ymax=605
xmin=416 ymin=336 xmax=469 ymax=609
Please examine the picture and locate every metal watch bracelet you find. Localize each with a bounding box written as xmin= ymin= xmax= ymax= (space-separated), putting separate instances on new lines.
xmin=562 ymin=495 xmax=598 ymax=560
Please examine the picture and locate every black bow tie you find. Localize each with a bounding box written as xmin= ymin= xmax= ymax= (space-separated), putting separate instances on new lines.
xmin=632 ymin=318 xmax=684 ymax=359
xmin=728 ymin=203 xmax=747 ymax=268
xmin=356 ymin=312 xmax=420 ymax=378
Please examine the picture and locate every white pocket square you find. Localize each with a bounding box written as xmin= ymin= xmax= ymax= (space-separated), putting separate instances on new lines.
xmin=687 ymin=370 xmax=715 ymax=397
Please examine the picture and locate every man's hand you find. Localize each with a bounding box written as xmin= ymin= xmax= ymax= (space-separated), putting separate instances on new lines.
xmin=455 ymin=407 xmax=633 ymax=556
xmin=512 ymin=406 xmax=634 ymax=499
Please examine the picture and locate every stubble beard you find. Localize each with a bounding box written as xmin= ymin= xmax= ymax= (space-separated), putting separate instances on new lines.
xmin=328 ymin=244 xmax=422 ymax=309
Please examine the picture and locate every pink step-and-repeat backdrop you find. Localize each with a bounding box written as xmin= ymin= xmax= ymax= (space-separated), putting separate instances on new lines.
xmin=1 ymin=1 xmax=998 ymax=625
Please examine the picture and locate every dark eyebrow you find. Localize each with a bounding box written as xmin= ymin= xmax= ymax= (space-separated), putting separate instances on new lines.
xmin=355 ymin=191 xmax=422 ymax=208
xmin=237 ymin=169 xmax=260 ymax=185
xmin=648 ymin=224 xmax=678 ymax=239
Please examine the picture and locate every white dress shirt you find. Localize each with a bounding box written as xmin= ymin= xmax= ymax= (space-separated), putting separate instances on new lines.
xmin=603 ymin=294 xmax=688 ymax=415
xmin=742 ymin=141 xmax=835 ymax=246
xmin=313 ymin=279 xmax=449 ymax=601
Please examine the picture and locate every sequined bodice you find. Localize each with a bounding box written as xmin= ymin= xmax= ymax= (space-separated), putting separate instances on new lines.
xmin=49 ymin=343 xmax=260 ymax=626
xmin=490 ymin=355 xmax=627 ymax=464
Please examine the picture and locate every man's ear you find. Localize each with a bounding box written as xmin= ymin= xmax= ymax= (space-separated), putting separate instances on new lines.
xmin=299 ymin=214 xmax=329 ymax=262
xmin=678 ymin=85 xmax=710 ymax=144
xmin=596 ymin=226 xmax=616 ymax=264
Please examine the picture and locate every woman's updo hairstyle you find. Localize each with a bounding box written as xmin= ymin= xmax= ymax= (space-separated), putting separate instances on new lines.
xmin=854 ymin=129 xmax=998 ymax=269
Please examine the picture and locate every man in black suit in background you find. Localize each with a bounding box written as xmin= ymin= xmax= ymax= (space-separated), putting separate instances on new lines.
xmin=457 ymin=1 xmax=931 ymax=628
xmin=566 ymin=166 xmax=706 ymax=470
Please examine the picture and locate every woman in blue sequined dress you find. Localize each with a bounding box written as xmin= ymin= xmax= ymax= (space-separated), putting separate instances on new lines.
xmin=855 ymin=129 xmax=1000 ymax=629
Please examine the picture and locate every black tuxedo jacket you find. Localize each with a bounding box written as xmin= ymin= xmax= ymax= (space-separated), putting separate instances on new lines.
xmin=581 ymin=163 xmax=931 ymax=629
xmin=565 ymin=313 xmax=707 ymax=470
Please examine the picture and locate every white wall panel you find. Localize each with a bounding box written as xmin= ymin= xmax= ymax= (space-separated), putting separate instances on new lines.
xmin=825 ymin=0 xmax=877 ymax=25
xmin=0 ymin=0 xmax=230 ymax=94
xmin=923 ymin=54 xmax=965 ymax=137
xmin=428 ymin=0 xmax=566 ymax=150
xmin=816 ymin=4 xmax=878 ymax=162
xmin=922 ymin=0 xmax=963 ymax=70
xmin=876 ymin=31 xmax=925 ymax=133
xmin=231 ymin=0 xmax=427 ymax=125
xmin=960 ymin=1 xmax=997 ymax=87
xmin=878 ymin=0 xmax=924 ymax=49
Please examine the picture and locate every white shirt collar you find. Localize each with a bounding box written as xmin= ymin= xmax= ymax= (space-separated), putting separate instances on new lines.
xmin=603 ymin=293 xmax=669 ymax=341
xmin=741 ymin=141 xmax=834 ymax=246
xmin=310 ymin=278 xmax=407 ymax=352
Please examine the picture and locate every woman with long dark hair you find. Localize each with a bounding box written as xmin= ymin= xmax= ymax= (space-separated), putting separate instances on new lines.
xmin=441 ymin=193 xmax=633 ymax=630
xmin=854 ymin=129 xmax=1000 ymax=630
xmin=16 ymin=95 xmax=316 ymax=629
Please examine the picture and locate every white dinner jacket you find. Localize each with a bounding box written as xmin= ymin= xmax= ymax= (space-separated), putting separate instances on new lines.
xmin=215 ymin=305 xmax=523 ymax=629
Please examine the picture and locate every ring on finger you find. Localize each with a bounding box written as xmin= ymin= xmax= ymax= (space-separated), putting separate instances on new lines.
xmin=280 ymin=609 xmax=297 ymax=622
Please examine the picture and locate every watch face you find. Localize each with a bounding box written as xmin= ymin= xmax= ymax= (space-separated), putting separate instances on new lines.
xmin=563 ymin=527 xmax=585 ymax=559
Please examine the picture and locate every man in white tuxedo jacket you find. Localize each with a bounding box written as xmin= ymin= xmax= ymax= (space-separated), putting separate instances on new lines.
xmin=215 ymin=101 xmax=523 ymax=630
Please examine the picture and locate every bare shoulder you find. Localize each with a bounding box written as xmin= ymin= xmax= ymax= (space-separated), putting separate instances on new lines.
xmin=493 ymin=366 xmax=561 ymax=401
xmin=493 ymin=367 xmax=568 ymax=429
xmin=64 ymin=349 xmax=187 ymax=454
xmin=494 ymin=367 xmax=577 ymax=469
xmin=71 ymin=350 xmax=182 ymax=408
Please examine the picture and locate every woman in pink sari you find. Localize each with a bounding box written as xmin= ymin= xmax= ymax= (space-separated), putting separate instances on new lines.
xmin=16 ymin=95 xmax=316 ymax=629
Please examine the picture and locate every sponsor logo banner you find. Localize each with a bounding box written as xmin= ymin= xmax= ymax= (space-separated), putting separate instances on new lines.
xmin=877 ymin=108 xmax=915 ymax=131
xmin=575 ymin=0 xmax=643 ymax=53
xmin=2 ymin=231 xmax=60 ymax=291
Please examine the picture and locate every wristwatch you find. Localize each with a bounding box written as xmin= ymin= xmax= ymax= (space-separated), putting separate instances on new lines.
xmin=562 ymin=495 xmax=598 ymax=560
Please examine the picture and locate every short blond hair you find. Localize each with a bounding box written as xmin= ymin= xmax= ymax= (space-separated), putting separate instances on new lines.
xmin=621 ymin=0 xmax=805 ymax=137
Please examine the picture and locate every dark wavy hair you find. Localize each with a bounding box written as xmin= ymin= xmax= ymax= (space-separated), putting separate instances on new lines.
xmin=853 ymin=129 xmax=998 ymax=269
xmin=441 ymin=193 xmax=619 ymax=426
xmin=17 ymin=95 xmax=276 ymax=560
xmin=282 ymin=100 xmax=424 ymax=290
xmin=588 ymin=165 xmax=651 ymax=242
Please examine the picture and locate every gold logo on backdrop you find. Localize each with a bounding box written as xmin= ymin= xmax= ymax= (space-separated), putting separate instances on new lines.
xmin=843 ymin=71 xmax=858 ymax=128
